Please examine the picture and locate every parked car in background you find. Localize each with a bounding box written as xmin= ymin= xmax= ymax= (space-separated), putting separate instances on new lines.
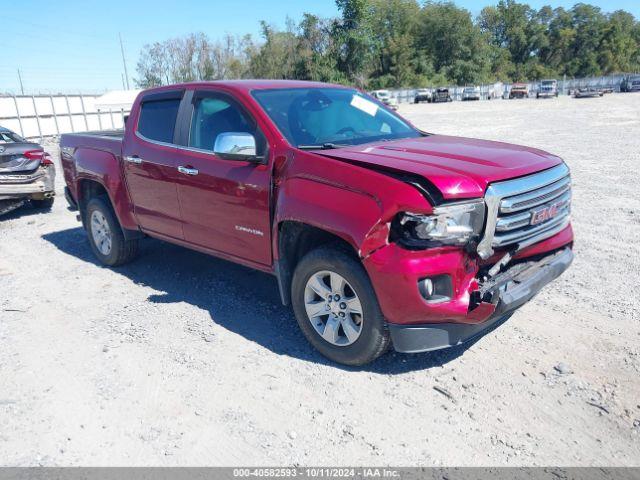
xmin=432 ymin=88 xmax=452 ymax=103
xmin=620 ymin=75 xmax=640 ymax=92
xmin=574 ymin=87 xmax=603 ymax=99
xmin=462 ymin=86 xmax=481 ymax=101
xmin=59 ymin=80 xmax=574 ymax=365
xmin=370 ymin=90 xmax=398 ymax=110
xmin=537 ymin=79 xmax=558 ymax=98
xmin=486 ymin=82 xmax=504 ymax=100
xmin=509 ymin=83 xmax=529 ymax=99
xmin=0 ymin=126 xmax=55 ymax=214
xmin=413 ymin=88 xmax=432 ymax=104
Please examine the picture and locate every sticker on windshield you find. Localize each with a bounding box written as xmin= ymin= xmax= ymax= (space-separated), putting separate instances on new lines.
xmin=351 ymin=95 xmax=378 ymax=116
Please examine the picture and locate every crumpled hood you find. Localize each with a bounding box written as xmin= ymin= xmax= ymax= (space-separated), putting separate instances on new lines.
xmin=313 ymin=135 xmax=564 ymax=200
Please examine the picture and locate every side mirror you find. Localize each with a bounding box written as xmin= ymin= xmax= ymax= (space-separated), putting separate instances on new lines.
xmin=213 ymin=132 xmax=261 ymax=162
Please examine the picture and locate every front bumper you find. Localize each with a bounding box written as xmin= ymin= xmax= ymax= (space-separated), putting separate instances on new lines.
xmin=0 ymin=166 xmax=56 ymax=200
xmin=388 ymin=247 xmax=573 ymax=353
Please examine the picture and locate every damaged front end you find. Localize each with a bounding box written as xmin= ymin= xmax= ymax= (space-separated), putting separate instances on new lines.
xmin=381 ymin=245 xmax=574 ymax=354
xmin=363 ymin=164 xmax=575 ymax=353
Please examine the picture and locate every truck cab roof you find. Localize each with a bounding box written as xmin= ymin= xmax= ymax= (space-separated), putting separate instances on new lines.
xmin=139 ymin=80 xmax=350 ymax=96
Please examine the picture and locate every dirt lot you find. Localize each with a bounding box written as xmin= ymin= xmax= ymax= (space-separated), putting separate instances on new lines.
xmin=1 ymin=94 xmax=639 ymax=466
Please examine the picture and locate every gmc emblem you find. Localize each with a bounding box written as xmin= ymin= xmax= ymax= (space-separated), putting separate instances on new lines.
xmin=530 ymin=202 xmax=561 ymax=225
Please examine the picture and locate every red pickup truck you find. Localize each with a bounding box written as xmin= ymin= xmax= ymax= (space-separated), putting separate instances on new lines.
xmin=60 ymin=80 xmax=573 ymax=365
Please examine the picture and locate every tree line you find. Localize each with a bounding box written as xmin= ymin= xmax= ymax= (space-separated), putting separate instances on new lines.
xmin=135 ymin=0 xmax=640 ymax=89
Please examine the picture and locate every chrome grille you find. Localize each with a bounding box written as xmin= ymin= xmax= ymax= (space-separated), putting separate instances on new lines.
xmin=477 ymin=164 xmax=571 ymax=259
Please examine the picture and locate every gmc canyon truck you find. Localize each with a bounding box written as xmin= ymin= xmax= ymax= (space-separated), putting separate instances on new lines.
xmin=60 ymin=80 xmax=573 ymax=366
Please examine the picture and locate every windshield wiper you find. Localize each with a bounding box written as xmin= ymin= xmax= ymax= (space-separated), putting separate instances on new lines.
xmin=297 ymin=143 xmax=349 ymax=150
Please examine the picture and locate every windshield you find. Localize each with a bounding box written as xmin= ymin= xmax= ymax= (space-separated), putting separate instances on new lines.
xmin=252 ymin=88 xmax=420 ymax=148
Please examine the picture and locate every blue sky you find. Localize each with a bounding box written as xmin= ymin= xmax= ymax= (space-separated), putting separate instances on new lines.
xmin=1 ymin=0 xmax=638 ymax=94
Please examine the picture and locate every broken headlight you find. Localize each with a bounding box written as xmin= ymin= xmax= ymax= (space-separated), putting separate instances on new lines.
xmin=392 ymin=200 xmax=485 ymax=248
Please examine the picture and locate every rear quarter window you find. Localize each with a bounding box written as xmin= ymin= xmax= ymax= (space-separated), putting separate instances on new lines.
xmin=137 ymin=98 xmax=181 ymax=144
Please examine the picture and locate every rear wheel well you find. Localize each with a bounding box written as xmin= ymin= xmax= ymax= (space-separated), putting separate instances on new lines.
xmin=76 ymin=180 xmax=143 ymax=240
xmin=276 ymin=221 xmax=359 ymax=306
xmin=77 ymin=180 xmax=109 ymax=227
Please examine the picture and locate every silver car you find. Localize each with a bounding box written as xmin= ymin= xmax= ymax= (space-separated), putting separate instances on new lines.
xmin=462 ymin=86 xmax=481 ymax=101
xmin=0 ymin=127 xmax=55 ymax=214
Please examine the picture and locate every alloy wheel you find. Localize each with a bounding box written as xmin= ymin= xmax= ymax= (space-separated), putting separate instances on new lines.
xmin=90 ymin=210 xmax=113 ymax=256
xmin=304 ymin=270 xmax=363 ymax=346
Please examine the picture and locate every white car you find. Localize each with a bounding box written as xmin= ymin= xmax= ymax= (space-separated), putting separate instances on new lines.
xmin=370 ymin=90 xmax=399 ymax=110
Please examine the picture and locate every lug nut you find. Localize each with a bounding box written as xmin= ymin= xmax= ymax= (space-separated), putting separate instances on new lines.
xmin=339 ymin=302 xmax=347 ymax=310
xmin=334 ymin=294 xmax=340 ymax=301
xmin=339 ymin=312 xmax=345 ymax=318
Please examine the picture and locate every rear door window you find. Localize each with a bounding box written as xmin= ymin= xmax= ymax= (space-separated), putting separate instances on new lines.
xmin=0 ymin=131 xmax=24 ymax=143
xmin=137 ymin=98 xmax=181 ymax=144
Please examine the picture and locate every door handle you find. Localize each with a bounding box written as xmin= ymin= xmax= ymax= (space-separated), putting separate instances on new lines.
xmin=178 ymin=166 xmax=199 ymax=176
xmin=125 ymin=155 xmax=143 ymax=164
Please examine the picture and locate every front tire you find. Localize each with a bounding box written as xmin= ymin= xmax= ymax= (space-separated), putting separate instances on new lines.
xmin=85 ymin=196 xmax=139 ymax=267
xmin=291 ymin=246 xmax=390 ymax=366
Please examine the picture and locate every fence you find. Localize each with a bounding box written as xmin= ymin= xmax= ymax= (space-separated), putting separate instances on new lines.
xmin=0 ymin=94 xmax=129 ymax=141
xmin=388 ymin=73 xmax=637 ymax=103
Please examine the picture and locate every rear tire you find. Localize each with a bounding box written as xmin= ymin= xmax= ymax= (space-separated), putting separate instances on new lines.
xmin=85 ymin=196 xmax=139 ymax=267
xmin=31 ymin=197 xmax=54 ymax=210
xmin=291 ymin=246 xmax=390 ymax=366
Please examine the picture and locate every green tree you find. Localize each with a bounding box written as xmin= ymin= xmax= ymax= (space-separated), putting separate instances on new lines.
xmin=415 ymin=2 xmax=490 ymax=84
xmin=136 ymin=1 xmax=640 ymax=89
xmin=333 ymin=0 xmax=377 ymax=86
xmin=249 ymin=20 xmax=299 ymax=79
xmin=295 ymin=14 xmax=344 ymax=82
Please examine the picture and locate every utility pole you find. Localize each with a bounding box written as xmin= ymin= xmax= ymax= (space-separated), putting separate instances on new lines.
xmin=121 ymin=73 xmax=126 ymax=90
xmin=119 ymin=33 xmax=130 ymax=90
xmin=17 ymin=69 xmax=24 ymax=95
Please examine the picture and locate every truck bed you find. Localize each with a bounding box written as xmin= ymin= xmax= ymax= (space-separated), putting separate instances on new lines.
xmin=60 ymin=130 xmax=124 ymax=155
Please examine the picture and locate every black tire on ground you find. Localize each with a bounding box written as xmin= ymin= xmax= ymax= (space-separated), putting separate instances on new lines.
xmin=31 ymin=197 xmax=54 ymax=210
xmin=85 ymin=196 xmax=139 ymax=267
xmin=291 ymin=246 xmax=390 ymax=366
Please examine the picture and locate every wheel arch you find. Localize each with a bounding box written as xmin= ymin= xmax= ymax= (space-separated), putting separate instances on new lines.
xmin=77 ymin=177 xmax=142 ymax=240
xmin=275 ymin=221 xmax=361 ymax=306
xmin=73 ymin=146 xmax=138 ymax=231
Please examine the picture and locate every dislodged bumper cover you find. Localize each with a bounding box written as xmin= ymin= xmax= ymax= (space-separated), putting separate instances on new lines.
xmin=389 ymin=247 xmax=573 ymax=353
xmin=0 ymin=166 xmax=56 ymax=200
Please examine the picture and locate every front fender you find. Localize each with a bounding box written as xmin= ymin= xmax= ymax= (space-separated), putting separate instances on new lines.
xmin=273 ymin=175 xmax=385 ymax=257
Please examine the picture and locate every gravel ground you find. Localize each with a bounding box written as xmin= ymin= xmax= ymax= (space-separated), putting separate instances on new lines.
xmin=1 ymin=94 xmax=639 ymax=466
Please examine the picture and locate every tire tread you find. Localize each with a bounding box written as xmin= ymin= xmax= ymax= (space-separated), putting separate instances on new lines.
xmin=291 ymin=245 xmax=390 ymax=366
